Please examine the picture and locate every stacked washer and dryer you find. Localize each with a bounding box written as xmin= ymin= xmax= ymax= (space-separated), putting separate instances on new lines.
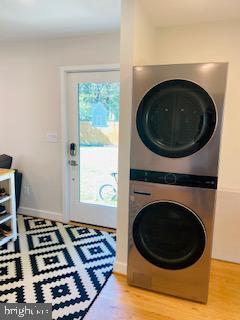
xmin=127 ymin=63 xmax=228 ymax=303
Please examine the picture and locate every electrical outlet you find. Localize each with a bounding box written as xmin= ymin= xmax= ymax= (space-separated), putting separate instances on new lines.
xmin=47 ymin=132 xmax=58 ymax=143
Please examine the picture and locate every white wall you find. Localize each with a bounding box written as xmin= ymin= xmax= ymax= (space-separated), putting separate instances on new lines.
xmin=133 ymin=0 xmax=157 ymax=65
xmin=115 ymin=0 xmax=134 ymax=274
xmin=115 ymin=0 xmax=157 ymax=274
xmin=155 ymin=20 xmax=240 ymax=263
xmin=0 ymin=32 xmax=120 ymax=220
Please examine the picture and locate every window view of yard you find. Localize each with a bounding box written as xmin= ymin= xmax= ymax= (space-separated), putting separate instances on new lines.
xmin=78 ymin=82 xmax=119 ymax=207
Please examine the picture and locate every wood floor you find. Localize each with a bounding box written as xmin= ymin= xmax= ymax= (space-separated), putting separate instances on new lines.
xmin=85 ymin=259 xmax=240 ymax=320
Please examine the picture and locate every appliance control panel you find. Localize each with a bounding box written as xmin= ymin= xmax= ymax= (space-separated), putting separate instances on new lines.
xmin=130 ymin=169 xmax=218 ymax=190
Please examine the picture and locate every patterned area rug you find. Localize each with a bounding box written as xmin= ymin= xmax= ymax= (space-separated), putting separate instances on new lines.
xmin=0 ymin=215 xmax=116 ymax=320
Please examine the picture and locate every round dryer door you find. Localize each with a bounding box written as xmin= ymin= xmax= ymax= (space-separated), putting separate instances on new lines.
xmin=132 ymin=201 xmax=206 ymax=270
xmin=136 ymin=79 xmax=216 ymax=158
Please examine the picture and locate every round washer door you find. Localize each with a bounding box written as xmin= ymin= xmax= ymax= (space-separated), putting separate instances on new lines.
xmin=132 ymin=201 xmax=206 ymax=270
xmin=136 ymin=79 xmax=216 ymax=158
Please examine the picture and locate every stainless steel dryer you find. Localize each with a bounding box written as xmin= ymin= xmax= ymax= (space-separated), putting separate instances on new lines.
xmin=127 ymin=173 xmax=217 ymax=303
xmin=128 ymin=62 xmax=228 ymax=303
xmin=131 ymin=63 xmax=228 ymax=176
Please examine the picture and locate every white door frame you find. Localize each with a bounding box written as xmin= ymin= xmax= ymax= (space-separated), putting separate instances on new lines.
xmin=60 ymin=64 xmax=120 ymax=223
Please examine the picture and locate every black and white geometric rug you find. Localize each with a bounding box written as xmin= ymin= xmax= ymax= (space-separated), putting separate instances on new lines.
xmin=0 ymin=215 xmax=116 ymax=320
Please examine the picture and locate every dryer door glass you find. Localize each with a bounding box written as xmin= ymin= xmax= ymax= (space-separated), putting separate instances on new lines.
xmin=132 ymin=201 xmax=206 ymax=270
xmin=136 ymin=79 xmax=216 ymax=158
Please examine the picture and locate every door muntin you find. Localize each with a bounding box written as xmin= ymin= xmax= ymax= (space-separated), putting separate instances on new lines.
xmin=132 ymin=201 xmax=206 ymax=270
xmin=136 ymin=79 xmax=216 ymax=158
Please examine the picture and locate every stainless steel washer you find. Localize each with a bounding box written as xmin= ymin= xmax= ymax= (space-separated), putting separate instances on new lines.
xmin=131 ymin=63 xmax=228 ymax=176
xmin=128 ymin=176 xmax=216 ymax=303
xmin=128 ymin=62 xmax=228 ymax=303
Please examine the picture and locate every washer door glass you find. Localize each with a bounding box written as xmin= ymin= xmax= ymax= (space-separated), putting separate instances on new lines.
xmin=132 ymin=201 xmax=206 ymax=270
xmin=136 ymin=79 xmax=216 ymax=158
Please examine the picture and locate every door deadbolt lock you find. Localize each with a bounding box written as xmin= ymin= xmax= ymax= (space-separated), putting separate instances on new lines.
xmin=70 ymin=143 xmax=77 ymax=156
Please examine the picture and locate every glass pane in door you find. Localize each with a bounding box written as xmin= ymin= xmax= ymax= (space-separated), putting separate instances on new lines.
xmin=78 ymin=82 xmax=120 ymax=207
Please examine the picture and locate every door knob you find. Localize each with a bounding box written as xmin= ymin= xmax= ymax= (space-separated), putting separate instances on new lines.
xmin=68 ymin=160 xmax=78 ymax=166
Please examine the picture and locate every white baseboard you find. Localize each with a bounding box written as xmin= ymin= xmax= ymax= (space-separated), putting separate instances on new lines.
xmin=113 ymin=261 xmax=127 ymax=275
xmin=18 ymin=207 xmax=63 ymax=222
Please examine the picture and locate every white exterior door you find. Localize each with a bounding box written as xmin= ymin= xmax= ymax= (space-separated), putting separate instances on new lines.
xmin=67 ymin=70 xmax=120 ymax=228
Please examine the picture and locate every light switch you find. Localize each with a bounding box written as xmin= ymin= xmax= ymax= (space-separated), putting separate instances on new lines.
xmin=47 ymin=133 xmax=58 ymax=143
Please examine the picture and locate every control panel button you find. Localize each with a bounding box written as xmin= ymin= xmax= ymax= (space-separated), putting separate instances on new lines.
xmin=164 ymin=173 xmax=177 ymax=184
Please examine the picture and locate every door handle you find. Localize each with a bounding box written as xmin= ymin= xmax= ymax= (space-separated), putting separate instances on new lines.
xmin=68 ymin=160 xmax=78 ymax=166
xmin=133 ymin=191 xmax=151 ymax=196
